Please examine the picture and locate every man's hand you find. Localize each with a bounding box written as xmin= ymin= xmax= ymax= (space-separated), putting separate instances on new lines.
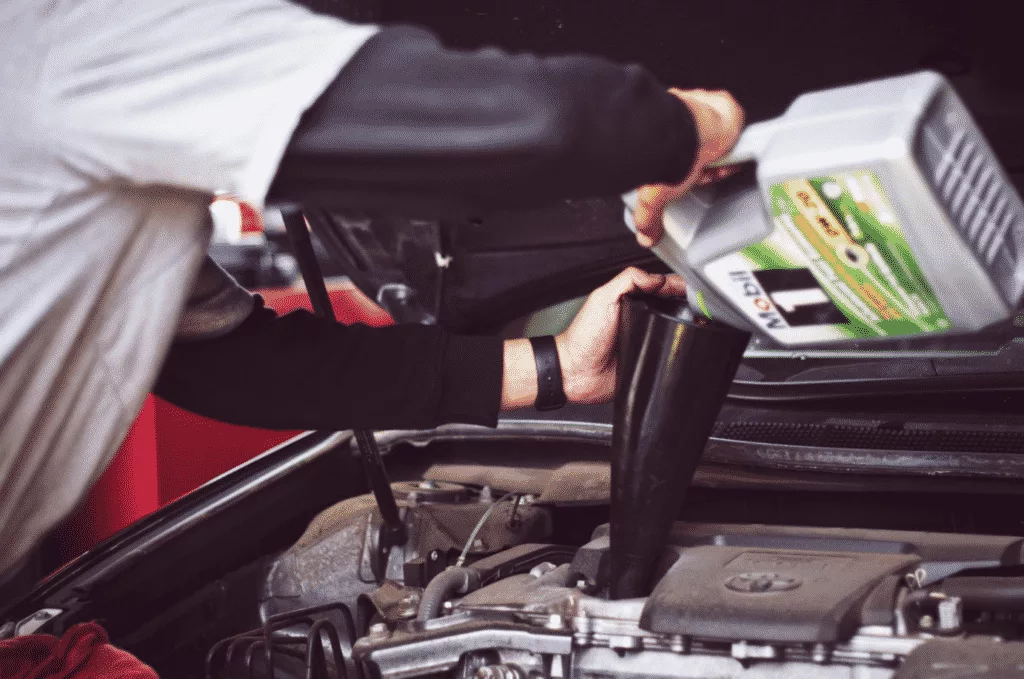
xmin=500 ymin=268 xmax=687 ymax=410
xmin=632 ymin=89 xmax=745 ymax=248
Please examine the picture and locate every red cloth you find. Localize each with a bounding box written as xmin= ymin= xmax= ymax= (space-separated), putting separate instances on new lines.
xmin=0 ymin=622 xmax=157 ymax=679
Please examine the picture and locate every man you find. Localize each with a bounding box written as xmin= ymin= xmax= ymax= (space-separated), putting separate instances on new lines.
xmin=0 ymin=0 xmax=742 ymax=580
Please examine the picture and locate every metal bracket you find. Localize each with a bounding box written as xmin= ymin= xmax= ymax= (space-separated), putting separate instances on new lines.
xmin=13 ymin=608 xmax=62 ymax=637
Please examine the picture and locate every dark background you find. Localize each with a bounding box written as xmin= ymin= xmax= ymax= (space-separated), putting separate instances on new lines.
xmin=306 ymin=0 xmax=1022 ymax=181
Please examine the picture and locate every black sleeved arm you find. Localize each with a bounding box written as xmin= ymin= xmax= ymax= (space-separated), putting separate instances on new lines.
xmin=268 ymin=24 xmax=699 ymax=210
xmin=153 ymin=297 xmax=504 ymax=431
xmin=173 ymin=27 xmax=698 ymax=430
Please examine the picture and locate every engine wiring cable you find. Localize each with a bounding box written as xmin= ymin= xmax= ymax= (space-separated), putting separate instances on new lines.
xmin=455 ymin=492 xmax=521 ymax=567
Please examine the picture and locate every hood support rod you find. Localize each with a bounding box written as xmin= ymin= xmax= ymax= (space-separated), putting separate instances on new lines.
xmin=281 ymin=207 xmax=407 ymax=584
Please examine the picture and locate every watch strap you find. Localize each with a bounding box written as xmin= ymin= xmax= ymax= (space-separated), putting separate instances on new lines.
xmin=530 ymin=335 xmax=567 ymax=411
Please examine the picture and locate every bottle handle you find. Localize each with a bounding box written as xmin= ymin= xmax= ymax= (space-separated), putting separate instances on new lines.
xmin=622 ymin=117 xmax=778 ymax=267
xmin=708 ymin=118 xmax=778 ymax=168
xmin=622 ymin=188 xmax=713 ymax=275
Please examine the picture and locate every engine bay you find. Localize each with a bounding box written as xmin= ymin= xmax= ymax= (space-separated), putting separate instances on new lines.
xmin=198 ymin=477 xmax=1024 ymax=679
xmin=197 ymin=296 xmax=1024 ymax=679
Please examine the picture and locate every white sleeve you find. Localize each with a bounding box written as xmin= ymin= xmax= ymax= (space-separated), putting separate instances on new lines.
xmin=43 ymin=0 xmax=378 ymax=207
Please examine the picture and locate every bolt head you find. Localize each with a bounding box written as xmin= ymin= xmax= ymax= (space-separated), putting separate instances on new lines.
xmin=919 ymin=614 xmax=935 ymax=629
xmin=529 ymin=562 xmax=557 ymax=578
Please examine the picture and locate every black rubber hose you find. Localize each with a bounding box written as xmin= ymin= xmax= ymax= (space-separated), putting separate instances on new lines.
xmin=416 ymin=568 xmax=482 ymax=622
xmin=940 ymin=577 xmax=1024 ymax=612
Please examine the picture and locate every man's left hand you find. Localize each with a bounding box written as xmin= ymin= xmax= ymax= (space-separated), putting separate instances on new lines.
xmin=556 ymin=267 xmax=686 ymax=404
xmin=501 ymin=267 xmax=686 ymax=410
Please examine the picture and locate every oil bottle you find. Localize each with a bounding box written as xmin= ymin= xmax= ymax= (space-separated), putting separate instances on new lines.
xmin=625 ymin=71 xmax=1024 ymax=346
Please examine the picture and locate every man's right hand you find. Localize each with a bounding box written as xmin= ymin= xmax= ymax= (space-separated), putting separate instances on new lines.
xmin=632 ymin=89 xmax=745 ymax=248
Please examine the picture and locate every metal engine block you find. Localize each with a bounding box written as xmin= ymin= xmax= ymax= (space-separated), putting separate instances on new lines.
xmin=353 ymin=522 xmax=1024 ymax=679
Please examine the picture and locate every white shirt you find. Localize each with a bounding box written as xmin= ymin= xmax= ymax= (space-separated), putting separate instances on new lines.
xmin=0 ymin=0 xmax=377 ymax=575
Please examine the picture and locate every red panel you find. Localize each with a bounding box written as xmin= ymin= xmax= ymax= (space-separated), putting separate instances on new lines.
xmin=53 ymin=398 xmax=160 ymax=561
xmin=259 ymin=281 xmax=394 ymax=325
xmin=55 ymin=280 xmax=392 ymax=561
xmin=152 ymin=398 xmax=299 ymax=505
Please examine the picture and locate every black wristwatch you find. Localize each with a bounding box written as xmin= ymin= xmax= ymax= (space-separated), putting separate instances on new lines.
xmin=529 ymin=335 xmax=568 ymax=411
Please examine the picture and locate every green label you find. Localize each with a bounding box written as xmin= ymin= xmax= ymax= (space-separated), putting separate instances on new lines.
xmin=703 ymin=171 xmax=950 ymax=344
xmin=694 ymin=289 xmax=712 ymax=319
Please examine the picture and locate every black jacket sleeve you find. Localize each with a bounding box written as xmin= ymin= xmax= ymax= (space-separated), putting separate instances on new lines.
xmin=268 ymin=24 xmax=698 ymax=211
xmin=153 ymin=296 xmax=504 ymax=431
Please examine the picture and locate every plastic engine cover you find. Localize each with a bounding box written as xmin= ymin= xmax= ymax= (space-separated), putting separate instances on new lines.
xmin=640 ymin=545 xmax=919 ymax=643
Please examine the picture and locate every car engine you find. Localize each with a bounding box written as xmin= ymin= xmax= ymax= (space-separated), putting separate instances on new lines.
xmin=198 ymin=475 xmax=1024 ymax=679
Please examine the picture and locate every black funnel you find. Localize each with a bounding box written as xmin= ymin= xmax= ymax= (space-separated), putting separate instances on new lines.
xmin=609 ymin=295 xmax=750 ymax=599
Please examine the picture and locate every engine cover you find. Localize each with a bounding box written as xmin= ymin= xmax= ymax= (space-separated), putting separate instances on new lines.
xmin=642 ymin=544 xmax=917 ymax=642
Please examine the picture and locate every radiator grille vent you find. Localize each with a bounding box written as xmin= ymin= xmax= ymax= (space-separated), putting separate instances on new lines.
xmin=714 ymin=420 xmax=1024 ymax=455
